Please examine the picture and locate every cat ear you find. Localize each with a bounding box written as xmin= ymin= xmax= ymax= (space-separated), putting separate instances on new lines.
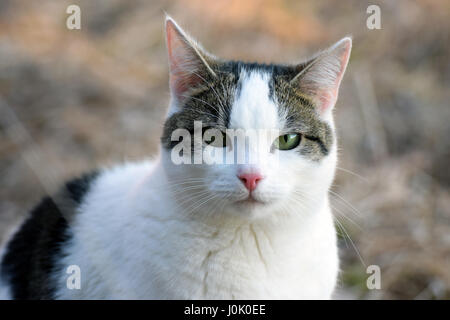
xmin=291 ymin=37 xmax=352 ymax=116
xmin=165 ymin=16 xmax=217 ymax=102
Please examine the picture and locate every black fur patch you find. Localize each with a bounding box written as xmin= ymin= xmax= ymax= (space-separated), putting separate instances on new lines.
xmin=0 ymin=171 xmax=98 ymax=299
xmin=65 ymin=171 xmax=99 ymax=204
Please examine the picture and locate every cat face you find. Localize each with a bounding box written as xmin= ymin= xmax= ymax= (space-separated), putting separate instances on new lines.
xmin=161 ymin=17 xmax=351 ymax=220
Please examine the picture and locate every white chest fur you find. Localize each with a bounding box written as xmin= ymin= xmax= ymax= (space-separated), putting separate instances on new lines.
xmin=54 ymin=160 xmax=338 ymax=299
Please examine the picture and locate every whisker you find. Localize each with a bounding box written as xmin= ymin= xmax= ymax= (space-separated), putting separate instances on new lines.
xmin=334 ymin=216 xmax=366 ymax=268
xmin=172 ymin=189 xmax=211 ymax=208
xmin=186 ymin=70 xmax=227 ymax=111
xmin=328 ymin=189 xmax=362 ymax=218
xmin=336 ymin=166 xmax=368 ymax=183
xmin=334 ymin=216 xmax=350 ymax=249
xmin=184 ymin=193 xmax=219 ymax=217
xmin=178 ymin=94 xmax=223 ymax=120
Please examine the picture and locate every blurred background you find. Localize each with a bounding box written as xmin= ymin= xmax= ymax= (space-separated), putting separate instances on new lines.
xmin=0 ymin=0 xmax=449 ymax=299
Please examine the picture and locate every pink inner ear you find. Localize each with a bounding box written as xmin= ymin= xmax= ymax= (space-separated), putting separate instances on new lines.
xmin=170 ymin=68 xmax=196 ymax=98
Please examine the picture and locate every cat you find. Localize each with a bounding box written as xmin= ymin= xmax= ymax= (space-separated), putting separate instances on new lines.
xmin=0 ymin=16 xmax=351 ymax=300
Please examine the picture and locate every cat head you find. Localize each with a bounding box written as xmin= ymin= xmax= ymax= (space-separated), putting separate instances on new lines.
xmin=160 ymin=17 xmax=351 ymax=221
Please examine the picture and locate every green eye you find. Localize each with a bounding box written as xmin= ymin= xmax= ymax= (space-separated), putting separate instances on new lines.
xmin=204 ymin=128 xmax=228 ymax=148
xmin=274 ymin=133 xmax=301 ymax=150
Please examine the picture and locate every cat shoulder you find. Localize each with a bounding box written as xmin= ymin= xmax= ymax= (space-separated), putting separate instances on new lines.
xmin=0 ymin=170 xmax=99 ymax=299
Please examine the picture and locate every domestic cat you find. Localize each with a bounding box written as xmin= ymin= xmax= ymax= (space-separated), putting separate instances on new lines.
xmin=0 ymin=17 xmax=351 ymax=299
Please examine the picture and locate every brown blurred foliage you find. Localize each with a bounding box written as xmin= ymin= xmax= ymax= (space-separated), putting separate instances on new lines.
xmin=0 ymin=0 xmax=449 ymax=299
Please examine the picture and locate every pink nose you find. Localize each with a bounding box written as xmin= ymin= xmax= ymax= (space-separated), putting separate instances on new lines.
xmin=238 ymin=173 xmax=263 ymax=192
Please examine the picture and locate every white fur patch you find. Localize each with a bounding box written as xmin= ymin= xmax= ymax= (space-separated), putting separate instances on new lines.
xmin=229 ymin=70 xmax=280 ymax=131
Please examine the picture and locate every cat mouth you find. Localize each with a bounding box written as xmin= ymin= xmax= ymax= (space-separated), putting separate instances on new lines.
xmin=235 ymin=195 xmax=266 ymax=206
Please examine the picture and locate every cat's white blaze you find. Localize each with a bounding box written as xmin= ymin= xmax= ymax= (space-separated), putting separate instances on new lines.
xmin=207 ymin=70 xmax=284 ymax=211
xmin=229 ymin=70 xmax=281 ymax=131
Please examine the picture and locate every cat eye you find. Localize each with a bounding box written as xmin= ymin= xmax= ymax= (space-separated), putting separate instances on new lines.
xmin=203 ymin=128 xmax=228 ymax=148
xmin=273 ymin=133 xmax=301 ymax=150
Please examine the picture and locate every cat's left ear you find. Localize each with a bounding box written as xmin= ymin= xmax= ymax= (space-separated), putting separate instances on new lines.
xmin=291 ymin=37 xmax=352 ymax=116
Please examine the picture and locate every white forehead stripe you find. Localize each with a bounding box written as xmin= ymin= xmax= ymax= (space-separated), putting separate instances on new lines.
xmin=229 ymin=70 xmax=280 ymax=130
